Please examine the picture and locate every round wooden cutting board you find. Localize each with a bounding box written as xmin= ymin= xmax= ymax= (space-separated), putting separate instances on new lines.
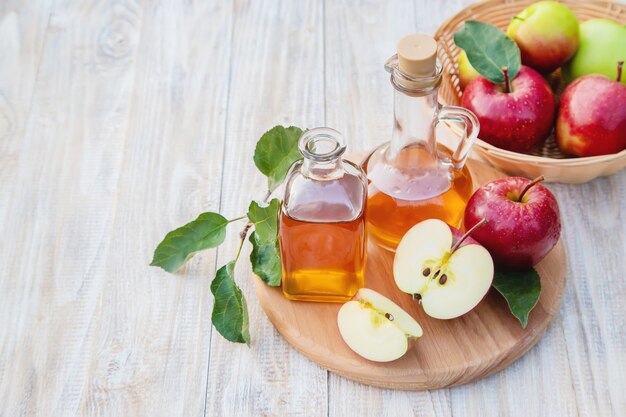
xmin=253 ymin=157 xmax=567 ymax=390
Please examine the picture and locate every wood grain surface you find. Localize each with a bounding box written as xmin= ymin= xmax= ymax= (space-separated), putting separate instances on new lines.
xmin=254 ymin=159 xmax=568 ymax=390
xmin=0 ymin=0 xmax=624 ymax=416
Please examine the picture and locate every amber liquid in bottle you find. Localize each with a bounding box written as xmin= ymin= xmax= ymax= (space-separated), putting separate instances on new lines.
xmin=365 ymin=146 xmax=473 ymax=251
xmin=280 ymin=205 xmax=366 ymax=303
xmin=279 ymin=127 xmax=368 ymax=302
xmin=364 ymin=39 xmax=479 ymax=252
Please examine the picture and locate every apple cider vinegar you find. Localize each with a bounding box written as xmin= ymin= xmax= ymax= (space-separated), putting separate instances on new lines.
xmin=279 ymin=128 xmax=368 ymax=302
xmin=366 ymin=147 xmax=473 ymax=251
xmin=279 ymin=210 xmax=365 ymax=302
xmin=363 ymin=34 xmax=479 ymax=252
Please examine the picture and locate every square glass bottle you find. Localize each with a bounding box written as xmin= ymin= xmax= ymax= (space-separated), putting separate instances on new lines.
xmin=279 ymin=128 xmax=368 ymax=302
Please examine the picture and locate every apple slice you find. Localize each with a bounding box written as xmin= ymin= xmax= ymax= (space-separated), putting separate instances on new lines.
xmin=394 ymin=219 xmax=494 ymax=319
xmin=337 ymin=288 xmax=423 ymax=362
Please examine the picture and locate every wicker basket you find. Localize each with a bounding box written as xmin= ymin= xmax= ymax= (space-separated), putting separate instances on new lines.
xmin=434 ymin=0 xmax=626 ymax=183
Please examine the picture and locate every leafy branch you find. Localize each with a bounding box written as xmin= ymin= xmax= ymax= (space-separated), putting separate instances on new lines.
xmin=150 ymin=125 xmax=304 ymax=344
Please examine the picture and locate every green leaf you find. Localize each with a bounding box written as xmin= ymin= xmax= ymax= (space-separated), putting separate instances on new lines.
xmin=253 ymin=125 xmax=303 ymax=191
xmin=151 ymin=212 xmax=229 ymax=272
xmin=247 ymin=199 xmax=280 ymax=243
xmin=454 ymin=21 xmax=521 ymax=84
xmin=211 ymin=262 xmax=250 ymax=345
xmin=492 ymin=268 xmax=541 ymax=328
xmin=249 ymin=231 xmax=281 ymax=286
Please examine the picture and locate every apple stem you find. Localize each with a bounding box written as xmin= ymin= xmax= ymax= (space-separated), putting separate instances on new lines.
xmin=617 ymin=61 xmax=624 ymax=83
xmin=518 ymin=175 xmax=545 ymax=202
xmin=502 ymin=66 xmax=511 ymax=94
xmin=451 ymin=218 xmax=487 ymax=254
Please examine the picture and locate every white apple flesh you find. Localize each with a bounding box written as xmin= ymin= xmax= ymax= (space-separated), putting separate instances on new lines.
xmin=394 ymin=219 xmax=494 ymax=320
xmin=337 ymin=288 xmax=423 ymax=362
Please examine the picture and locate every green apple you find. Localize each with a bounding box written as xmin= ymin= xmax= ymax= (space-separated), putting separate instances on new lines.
xmin=458 ymin=50 xmax=480 ymax=90
xmin=506 ymin=1 xmax=579 ymax=73
xmin=562 ymin=19 xmax=626 ymax=85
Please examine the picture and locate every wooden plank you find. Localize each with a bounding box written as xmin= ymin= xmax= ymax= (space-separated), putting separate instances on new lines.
xmin=0 ymin=0 xmax=54 ymax=234
xmin=0 ymin=2 xmax=54 ymax=414
xmin=76 ymin=1 xmax=234 ymax=416
xmin=324 ymin=0 xmax=416 ymax=153
xmin=323 ymin=0 xmax=451 ymax=415
xmin=204 ymin=0 xmax=328 ymax=416
xmin=544 ymin=175 xmax=626 ymax=417
xmin=0 ymin=1 xmax=144 ymax=415
xmin=0 ymin=0 xmax=233 ymax=415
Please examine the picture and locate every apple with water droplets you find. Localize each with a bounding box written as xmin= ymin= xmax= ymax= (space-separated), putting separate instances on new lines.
xmin=462 ymin=65 xmax=555 ymax=153
xmin=556 ymin=62 xmax=626 ymax=157
xmin=464 ymin=176 xmax=561 ymax=270
xmin=337 ymin=288 xmax=423 ymax=362
xmin=394 ymin=219 xmax=494 ymax=320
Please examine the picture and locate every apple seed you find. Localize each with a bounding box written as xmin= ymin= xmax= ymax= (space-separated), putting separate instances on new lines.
xmin=439 ymin=274 xmax=447 ymax=285
xmin=385 ymin=312 xmax=395 ymax=321
xmin=422 ymin=267 xmax=431 ymax=276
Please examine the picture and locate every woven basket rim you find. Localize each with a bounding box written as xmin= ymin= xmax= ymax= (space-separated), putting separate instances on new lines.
xmin=434 ymin=0 xmax=626 ymax=166
xmin=475 ymin=139 xmax=626 ymax=165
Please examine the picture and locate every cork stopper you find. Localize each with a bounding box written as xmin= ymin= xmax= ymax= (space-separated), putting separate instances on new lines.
xmin=396 ymin=34 xmax=438 ymax=78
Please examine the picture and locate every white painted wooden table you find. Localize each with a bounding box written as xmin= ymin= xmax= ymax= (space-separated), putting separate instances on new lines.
xmin=1 ymin=1 xmax=624 ymax=416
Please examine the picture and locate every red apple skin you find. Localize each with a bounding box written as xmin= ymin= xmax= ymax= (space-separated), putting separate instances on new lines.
xmin=556 ymin=74 xmax=626 ymax=157
xmin=516 ymin=33 xmax=578 ymax=74
xmin=464 ymin=177 xmax=561 ymax=270
xmin=449 ymin=225 xmax=479 ymax=248
xmin=462 ymin=66 xmax=556 ymax=153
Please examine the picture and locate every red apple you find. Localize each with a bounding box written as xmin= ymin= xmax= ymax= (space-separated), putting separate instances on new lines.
xmin=462 ymin=65 xmax=556 ymax=153
xmin=556 ymin=63 xmax=626 ymax=157
xmin=464 ymin=176 xmax=561 ymax=270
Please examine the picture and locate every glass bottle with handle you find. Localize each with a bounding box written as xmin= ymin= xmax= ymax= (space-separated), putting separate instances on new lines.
xmin=362 ymin=34 xmax=480 ymax=252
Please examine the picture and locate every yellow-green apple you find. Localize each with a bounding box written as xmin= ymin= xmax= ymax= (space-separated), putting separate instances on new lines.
xmin=464 ymin=176 xmax=561 ymax=270
xmin=461 ymin=65 xmax=555 ymax=153
xmin=562 ymin=19 xmax=626 ymax=85
xmin=337 ymin=288 xmax=422 ymax=362
xmin=394 ymin=219 xmax=494 ymax=319
xmin=458 ymin=50 xmax=480 ymax=90
xmin=556 ymin=63 xmax=626 ymax=156
xmin=506 ymin=1 xmax=579 ymax=73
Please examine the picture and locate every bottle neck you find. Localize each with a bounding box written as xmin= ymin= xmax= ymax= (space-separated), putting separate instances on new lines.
xmin=388 ymin=86 xmax=439 ymax=160
xmin=301 ymin=158 xmax=344 ymax=180
xmin=298 ymin=127 xmax=346 ymax=181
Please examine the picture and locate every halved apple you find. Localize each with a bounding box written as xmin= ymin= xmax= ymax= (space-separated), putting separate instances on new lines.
xmin=337 ymin=288 xmax=423 ymax=362
xmin=394 ymin=219 xmax=494 ymax=319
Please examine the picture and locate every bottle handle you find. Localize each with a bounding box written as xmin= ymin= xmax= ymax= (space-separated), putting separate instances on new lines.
xmin=434 ymin=105 xmax=480 ymax=171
